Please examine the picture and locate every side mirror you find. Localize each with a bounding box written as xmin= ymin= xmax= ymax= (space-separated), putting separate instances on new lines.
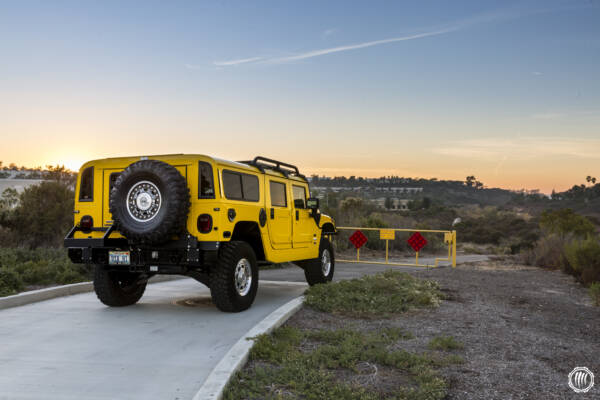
xmin=306 ymin=197 xmax=319 ymax=210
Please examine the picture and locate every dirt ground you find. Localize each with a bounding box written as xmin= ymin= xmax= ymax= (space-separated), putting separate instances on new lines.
xmin=282 ymin=258 xmax=600 ymax=399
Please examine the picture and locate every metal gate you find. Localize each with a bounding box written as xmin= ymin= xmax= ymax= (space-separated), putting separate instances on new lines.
xmin=335 ymin=227 xmax=457 ymax=268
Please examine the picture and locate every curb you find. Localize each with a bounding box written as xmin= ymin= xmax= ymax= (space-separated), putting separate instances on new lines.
xmin=193 ymin=295 xmax=305 ymax=400
xmin=0 ymin=274 xmax=183 ymax=311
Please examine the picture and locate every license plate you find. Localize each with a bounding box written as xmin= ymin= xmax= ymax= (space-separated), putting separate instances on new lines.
xmin=109 ymin=251 xmax=130 ymax=265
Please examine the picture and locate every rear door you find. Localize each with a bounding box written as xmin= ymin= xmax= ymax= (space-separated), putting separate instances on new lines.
xmin=266 ymin=179 xmax=292 ymax=249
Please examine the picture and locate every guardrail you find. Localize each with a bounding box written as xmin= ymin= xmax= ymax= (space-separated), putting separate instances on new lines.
xmin=335 ymin=227 xmax=457 ymax=268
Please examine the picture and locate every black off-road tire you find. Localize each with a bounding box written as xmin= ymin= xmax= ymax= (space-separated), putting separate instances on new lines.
xmin=210 ymin=241 xmax=259 ymax=312
xmin=110 ymin=160 xmax=190 ymax=245
xmin=93 ymin=266 xmax=147 ymax=307
xmin=303 ymin=237 xmax=335 ymax=286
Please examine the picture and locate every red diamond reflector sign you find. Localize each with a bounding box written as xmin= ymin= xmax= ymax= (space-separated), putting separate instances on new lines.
xmin=407 ymin=232 xmax=427 ymax=252
xmin=349 ymin=230 xmax=367 ymax=249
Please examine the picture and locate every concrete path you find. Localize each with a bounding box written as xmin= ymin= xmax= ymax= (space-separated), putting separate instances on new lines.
xmin=0 ymin=279 xmax=306 ymax=400
xmin=0 ymin=255 xmax=486 ymax=400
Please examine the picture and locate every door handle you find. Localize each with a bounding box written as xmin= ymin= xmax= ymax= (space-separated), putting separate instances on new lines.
xmin=270 ymin=208 xmax=274 ymax=219
xmin=296 ymin=210 xmax=299 ymax=221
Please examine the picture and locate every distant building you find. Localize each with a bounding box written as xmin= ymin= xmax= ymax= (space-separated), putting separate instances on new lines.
xmin=372 ymin=197 xmax=410 ymax=211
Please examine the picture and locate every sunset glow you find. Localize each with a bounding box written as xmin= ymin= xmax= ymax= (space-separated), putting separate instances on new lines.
xmin=1 ymin=1 xmax=599 ymax=193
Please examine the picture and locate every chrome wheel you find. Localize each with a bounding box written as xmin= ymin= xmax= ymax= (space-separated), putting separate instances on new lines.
xmin=234 ymin=258 xmax=252 ymax=296
xmin=126 ymin=181 xmax=162 ymax=222
xmin=321 ymin=249 xmax=331 ymax=276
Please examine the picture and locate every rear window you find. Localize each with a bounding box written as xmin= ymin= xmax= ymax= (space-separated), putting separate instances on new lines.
xmin=198 ymin=162 xmax=215 ymax=199
xmin=109 ymin=172 xmax=120 ymax=192
xmin=222 ymin=170 xmax=259 ymax=202
xmin=270 ymin=181 xmax=287 ymax=207
xmin=79 ymin=166 xmax=94 ymax=201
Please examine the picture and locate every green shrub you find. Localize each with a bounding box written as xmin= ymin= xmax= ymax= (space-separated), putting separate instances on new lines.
xmin=428 ymin=336 xmax=464 ymax=351
xmin=564 ymin=237 xmax=600 ymax=286
xmin=0 ymin=268 xmax=23 ymax=296
xmin=589 ymin=283 xmax=600 ymax=306
xmin=0 ymin=248 xmax=90 ymax=296
xmin=539 ymin=209 xmax=595 ymax=238
xmin=522 ymin=234 xmax=570 ymax=270
xmin=304 ymin=270 xmax=442 ymax=317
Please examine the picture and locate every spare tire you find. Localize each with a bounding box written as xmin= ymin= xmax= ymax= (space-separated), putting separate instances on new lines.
xmin=110 ymin=160 xmax=190 ymax=244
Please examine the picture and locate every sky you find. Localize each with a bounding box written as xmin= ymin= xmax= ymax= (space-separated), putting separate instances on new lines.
xmin=1 ymin=0 xmax=599 ymax=193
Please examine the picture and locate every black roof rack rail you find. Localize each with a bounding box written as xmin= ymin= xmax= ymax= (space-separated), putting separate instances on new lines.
xmin=238 ymin=156 xmax=307 ymax=181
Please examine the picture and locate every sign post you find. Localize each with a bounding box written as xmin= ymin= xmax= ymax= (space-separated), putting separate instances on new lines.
xmin=379 ymin=229 xmax=395 ymax=263
xmin=407 ymin=232 xmax=427 ymax=265
xmin=349 ymin=230 xmax=368 ymax=262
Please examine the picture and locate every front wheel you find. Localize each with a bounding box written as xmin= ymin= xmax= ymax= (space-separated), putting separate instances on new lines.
xmin=93 ymin=266 xmax=147 ymax=307
xmin=210 ymin=241 xmax=259 ymax=312
xmin=304 ymin=237 xmax=335 ymax=286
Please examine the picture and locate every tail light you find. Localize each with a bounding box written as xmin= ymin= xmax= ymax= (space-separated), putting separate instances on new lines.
xmin=80 ymin=215 xmax=93 ymax=231
xmin=197 ymin=214 xmax=212 ymax=233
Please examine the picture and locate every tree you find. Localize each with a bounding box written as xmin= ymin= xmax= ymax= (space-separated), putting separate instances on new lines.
xmin=586 ymin=175 xmax=597 ymax=185
xmin=0 ymin=181 xmax=74 ymax=248
xmin=465 ymin=176 xmax=476 ymax=187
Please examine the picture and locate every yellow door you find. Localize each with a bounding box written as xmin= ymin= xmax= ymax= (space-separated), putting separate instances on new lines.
xmin=292 ymin=184 xmax=314 ymax=248
xmin=267 ymin=179 xmax=292 ymax=249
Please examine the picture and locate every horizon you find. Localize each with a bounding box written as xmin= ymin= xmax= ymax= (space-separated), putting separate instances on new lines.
xmin=0 ymin=157 xmax=589 ymax=195
xmin=1 ymin=0 xmax=599 ymax=193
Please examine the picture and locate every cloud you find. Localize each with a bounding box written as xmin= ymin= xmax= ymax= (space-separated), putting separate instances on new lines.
xmin=432 ymin=137 xmax=600 ymax=160
xmin=532 ymin=71 xmax=543 ymax=76
xmin=209 ymin=3 xmax=594 ymax=67
xmin=213 ymin=57 xmax=263 ymax=66
xmin=269 ymin=29 xmax=453 ymax=63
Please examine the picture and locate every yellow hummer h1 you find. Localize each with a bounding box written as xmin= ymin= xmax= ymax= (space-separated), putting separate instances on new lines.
xmin=64 ymin=155 xmax=336 ymax=312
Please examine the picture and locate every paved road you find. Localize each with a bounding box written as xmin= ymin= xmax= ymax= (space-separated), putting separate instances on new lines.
xmin=262 ymin=254 xmax=489 ymax=282
xmin=0 ymin=255 xmax=486 ymax=400
xmin=0 ymin=279 xmax=306 ymax=400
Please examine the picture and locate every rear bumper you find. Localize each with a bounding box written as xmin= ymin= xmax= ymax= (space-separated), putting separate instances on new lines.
xmin=64 ymin=226 xmax=219 ymax=270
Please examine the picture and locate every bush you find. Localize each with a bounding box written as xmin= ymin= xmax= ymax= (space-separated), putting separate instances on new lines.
xmin=539 ymin=209 xmax=595 ymax=238
xmin=521 ymin=234 xmax=570 ymax=270
xmin=564 ymin=237 xmax=600 ymax=286
xmin=304 ymin=270 xmax=442 ymax=316
xmin=590 ymin=283 xmax=600 ymax=306
xmin=0 ymin=248 xmax=90 ymax=296
xmin=0 ymin=268 xmax=23 ymax=296
xmin=455 ymin=209 xmax=538 ymax=251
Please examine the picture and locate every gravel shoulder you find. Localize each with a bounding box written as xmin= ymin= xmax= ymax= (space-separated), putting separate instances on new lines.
xmin=256 ymin=258 xmax=600 ymax=399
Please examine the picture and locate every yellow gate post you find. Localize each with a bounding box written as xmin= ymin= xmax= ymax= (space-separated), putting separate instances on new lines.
xmin=385 ymin=240 xmax=389 ymax=264
xmin=452 ymin=230 xmax=457 ymax=267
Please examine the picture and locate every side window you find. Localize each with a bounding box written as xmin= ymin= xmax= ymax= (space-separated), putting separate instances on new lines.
xmin=292 ymin=185 xmax=306 ymax=208
xmin=79 ymin=166 xmax=94 ymax=201
xmin=198 ymin=162 xmax=215 ymax=199
xmin=223 ymin=171 xmax=243 ymax=200
xmin=270 ymin=181 xmax=287 ymax=207
xmin=242 ymin=174 xmax=259 ymax=201
xmin=222 ymin=170 xmax=260 ymax=202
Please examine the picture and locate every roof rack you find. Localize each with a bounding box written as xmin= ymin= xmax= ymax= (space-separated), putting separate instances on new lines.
xmin=238 ymin=156 xmax=307 ymax=181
